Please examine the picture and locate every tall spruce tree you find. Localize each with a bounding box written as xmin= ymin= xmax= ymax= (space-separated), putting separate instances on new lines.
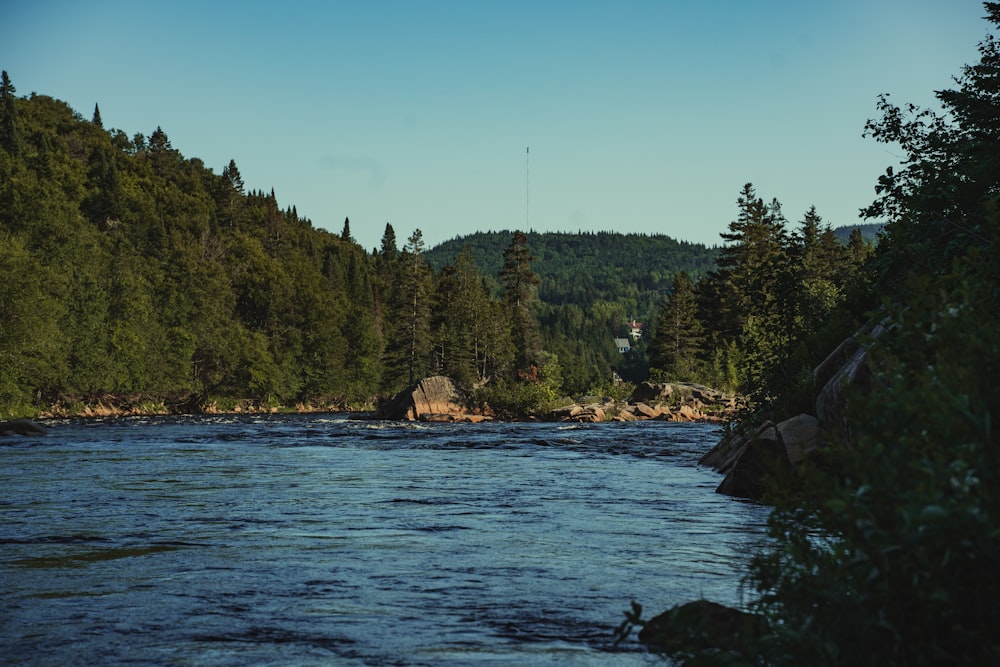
xmin=379 ymin=223 xmax=398 ymax=259
xmin=500 ymin=230 xmax=541 ymax=371
xmin=0 ymin=70 xmax=20 ymax=156
xmin=699 ymin=184 xmax=793 ymax=395
xmin=432 ymin=246 xmax=491 ymax=387
xmin=384 ymin=229 xmax=433 ymax=387
xmin=649 ymin=271 xmax=703 ymax=382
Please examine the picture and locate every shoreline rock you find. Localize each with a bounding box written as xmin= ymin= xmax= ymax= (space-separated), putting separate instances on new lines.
xmin=374 ymin=376 xmax=492 ymax=422
xmin=0 ymin=418 xmax=48 ymax=437
xmin=547 ymin=382 xmax=741 ymax=424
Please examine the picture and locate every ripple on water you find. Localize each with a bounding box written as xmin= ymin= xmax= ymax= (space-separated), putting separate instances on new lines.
xmin=0 ymin=416 xmax=769 ymax=666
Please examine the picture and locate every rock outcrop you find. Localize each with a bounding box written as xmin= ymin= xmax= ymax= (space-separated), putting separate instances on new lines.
xmin=702 ymin=414 xmax=821 ymax=500
xmin=813 ymin=314 xmax=893 ymax=442
xmin=549 ymin=383 xmax=740 ymax=423
xmin=0 ymin=419 xmax=48 ymax=437
xmin=638 ymin=599 xmax=767 ymax=655
xmin=703 ymin=314 xmax=892 ymax=500
xmin=374 ymin=376 xmax=489 ymax=422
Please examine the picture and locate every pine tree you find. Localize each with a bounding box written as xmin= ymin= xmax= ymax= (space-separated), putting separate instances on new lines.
xmin=83 ymin=144 xmax=124 ymax=226
xmin=433 ymin=246 xmax=496 ymax=386
xmin=791 ymin=206 xmax=846 ymax=333
xmin=341 ymin=217 xmax=353 ymax=243
xmin=701 ymin=184 xmax=793 ymax=395
xmin=219 ymin=159 xmax=245 ymax=228
xmin=379 ymin=223 xmax=398 ymax=259
xmin=92 ymin=103 xmax=103 ymax=129
xmin=500 ymin=230 xmax=541 ymax=371
xmin=0 ymin=70 xmax=20 ymax=156
xmin=649 ymin=271 xmax=703 ymax=381
xmin=848 ymin=227 xmax=870 ymax=267
xmin=383 ymin=229 xmax=434 ymax=388
xmin=711 ymin=184 xmax=790 ymax=336
xmin=147 ymin=126 xmax=179 ymax=177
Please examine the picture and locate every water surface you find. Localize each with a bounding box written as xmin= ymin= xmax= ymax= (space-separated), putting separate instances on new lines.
xmin=1 ymin=415 xmax=769 ymax=665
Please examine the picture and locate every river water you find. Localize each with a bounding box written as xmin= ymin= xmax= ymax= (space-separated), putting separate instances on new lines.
xmin=1 ymin=415 xmax=769 ymax=666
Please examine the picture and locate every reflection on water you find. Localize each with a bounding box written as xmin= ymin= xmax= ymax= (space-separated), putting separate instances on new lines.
xmin=1 ymin=415 xmax=769 ymax=666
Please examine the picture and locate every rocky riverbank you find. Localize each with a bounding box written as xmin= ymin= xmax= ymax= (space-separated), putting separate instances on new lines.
xmin=373 ymin=375 xmax=742 ymax=424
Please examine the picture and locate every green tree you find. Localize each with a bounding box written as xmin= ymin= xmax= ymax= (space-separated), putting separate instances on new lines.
xmin=0 ymin=70 xmax=20 ymax=156
xmin=791 ymin=206 xmax=848 ymax=334
xmin=218 ymin=158 xmax=245 ymax=228
xmin=500 ymin=230 xmax=541 ymax=371
xmin=83 ymin=143 xmax=124 ymax=226
xmin=432 ymin=246 xmax=496 ymax=387
xmin=146 ymin=126 xmax=179 ymax=178
xmin=730 ymin=7 xmax=1000 ymax=666
xmin=649 ymin=271 xmax=703 ymax=381
xmin=700 ymin=184 xmax=793 ymax=397
xmin=379 ymin=222 xmax=398 ymax=259
xmin=0 ymin=232 xmax=63 ymax=415
xmin=383 ymin=229 xmax=433 ymax=388
xmin=847 ymin=227 xmax=870 ymax=267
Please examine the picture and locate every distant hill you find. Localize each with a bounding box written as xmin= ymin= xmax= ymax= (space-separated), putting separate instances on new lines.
xmin=426 ymin=230 xmax=718 ymax=306
xmin=833 ymin=223 xmax=884 ymax=245
xmin=426 ymin=230 xmax=719 ymax=391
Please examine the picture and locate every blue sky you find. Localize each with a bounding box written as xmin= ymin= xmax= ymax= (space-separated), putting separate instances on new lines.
xmin=3 ymin=1 xmax=989 ymax=251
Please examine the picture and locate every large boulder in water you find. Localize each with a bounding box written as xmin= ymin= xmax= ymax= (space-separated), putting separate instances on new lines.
xmin=638 ymin=599 xmax=767 ymax=655
xmin=375 ymin=376 xmax=486 ymax=422
xmin=0 ymin=419 xmax=48 ymax=437
xmin=715 ymin=432 xmax=793 ymax=500
xmin=703 ymin=415 xmax=816 ymax=501
xmin=778 ymin=413 xmax=820 ymax=465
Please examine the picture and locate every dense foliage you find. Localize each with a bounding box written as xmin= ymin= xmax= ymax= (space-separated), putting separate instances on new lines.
xmin=0 ymin=79 xmax=556 ymax=416
xmin=639 ymin=185 xmax=869 ymax=404
xmin=635 ymin=4 xmax=1000 ymax=665
xmin=427 ymin=230 xmax=720 ymax=392
xmin=0 ymin=70 xmax=879 ymax=418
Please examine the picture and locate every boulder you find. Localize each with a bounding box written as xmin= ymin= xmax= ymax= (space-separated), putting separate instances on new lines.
xmin=632 ymin=402 xmax=662 ymax=419
xmin=716 ymin=434 xmax=792 ymax=500
xmin=549 ymin=404 xmax=583 ymax=420
xmin=638 ymin=599 xmax=767 ymax=654
xmin=0 ymin=419 xmax=48 ymax=437
xmin=630 ymin=381 xmax=673 ymax=404
xmin=777 ymin=413 xmax=820 ymax=465
xmin=675 ymin=382 xmax=726 ymax=405
xmin=700 ymin=420 xmax=778 ymax=472
xmin=574 ymin=405 xmax=607 ymax=422
xmin=375 ymin=376 xmax=483 ymax=421
xmin=813 ymin=314 xmax=893 ymax=441
xmin=675 ymin=404 xmax=701 ymax=421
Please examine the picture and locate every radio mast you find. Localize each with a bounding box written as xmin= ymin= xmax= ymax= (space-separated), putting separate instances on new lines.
xmin=525 ymin=146 xmax=530 ymax=229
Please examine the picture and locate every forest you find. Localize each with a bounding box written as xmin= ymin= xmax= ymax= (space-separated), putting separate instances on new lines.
xmin=622 ymin=4 xmax=1000 ymax=664
xmin=0 ymin=66 xmax=866 ymax=417
xmin=0 ymin=74 xmax=867 ymax=419
xmin=4 ymin=1 xmax=1000 ymax=662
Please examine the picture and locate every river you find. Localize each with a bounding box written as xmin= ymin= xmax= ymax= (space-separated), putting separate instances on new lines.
xmin=1 ymin=414 xmax=769 ymax=665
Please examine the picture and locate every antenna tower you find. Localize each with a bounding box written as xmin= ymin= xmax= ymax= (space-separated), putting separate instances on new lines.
xmin=525 ymin=146 xmax=530 ymax=229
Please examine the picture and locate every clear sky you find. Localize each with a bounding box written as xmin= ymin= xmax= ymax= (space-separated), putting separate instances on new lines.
xmin=3 ymin=1 xmax=990 ymax=251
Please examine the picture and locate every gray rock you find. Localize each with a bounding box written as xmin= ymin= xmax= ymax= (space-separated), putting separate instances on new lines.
xmin=0 ymin=419 xmax=48 ymax=437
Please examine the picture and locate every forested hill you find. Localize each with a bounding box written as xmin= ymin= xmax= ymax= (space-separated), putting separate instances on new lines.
xmin=832 ymin=222 xmax=882 ymax=245
xmin=0 ymin=74 xmax=719 ymax=414
xmin=426 ymin=230 xmax=718 ymax=306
